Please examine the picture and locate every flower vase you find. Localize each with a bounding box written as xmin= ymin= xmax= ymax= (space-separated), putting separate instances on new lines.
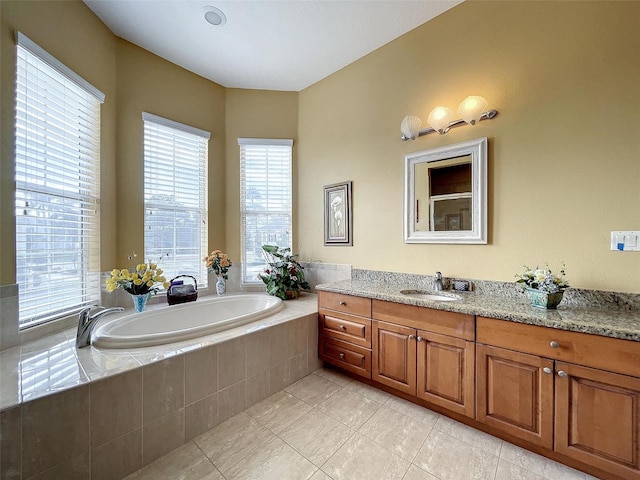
xmin=524 ymin=287 xmax=564 ymax=309
xmin=216 ymin=276 xmax=226 ymax=296
xmin=130 ymin=292 xmax=151 ymax=313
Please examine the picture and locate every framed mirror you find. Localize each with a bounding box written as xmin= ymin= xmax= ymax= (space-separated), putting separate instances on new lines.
xmin=404 ymin=137 xmax=487 ymax=244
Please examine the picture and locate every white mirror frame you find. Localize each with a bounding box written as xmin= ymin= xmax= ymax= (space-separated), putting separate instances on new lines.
xmin=404 ymin=137 xmax=487 ymax=244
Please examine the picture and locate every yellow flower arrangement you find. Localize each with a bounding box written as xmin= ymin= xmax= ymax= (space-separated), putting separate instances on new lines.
xmin=106 ymin=261 xmax=169 ymax=295
xmin=203 ymin=250 xmax=232 ymax=279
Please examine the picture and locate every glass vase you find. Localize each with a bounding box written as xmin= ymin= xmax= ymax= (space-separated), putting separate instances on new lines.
xmin=216 ymin=276 xmax=226 ymax=296
xmin=130 ymin=292 xmax=151 ymax=313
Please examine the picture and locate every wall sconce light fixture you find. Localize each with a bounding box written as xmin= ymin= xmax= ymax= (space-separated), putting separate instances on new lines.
xmin=401 ymin=96 xmax=498 ymax=141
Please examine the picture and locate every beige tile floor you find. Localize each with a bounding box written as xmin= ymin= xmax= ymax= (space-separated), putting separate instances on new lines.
xmin=125 ymin=367 xmax=599 ymax=480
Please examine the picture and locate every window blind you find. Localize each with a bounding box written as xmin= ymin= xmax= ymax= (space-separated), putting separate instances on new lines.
xmin=143 ymin=113 xmax=209 ymax=287
xmin=15 ymin=33 xmax=104 ymax=329
xmin=239 ymin=138 xmax=293 ymax=284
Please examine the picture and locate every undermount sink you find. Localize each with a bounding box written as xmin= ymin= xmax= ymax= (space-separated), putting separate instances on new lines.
xmin=399 ymin=290 xmax=462 ymax=302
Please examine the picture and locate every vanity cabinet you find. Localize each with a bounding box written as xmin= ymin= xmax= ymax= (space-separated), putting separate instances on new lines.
xmin=372 ymin=300 xmax=475 ymax=418
xmin=477 ymin=316 xmax=640 ymax=480
xmin=318 ymin=291 xmax=372 ymax=378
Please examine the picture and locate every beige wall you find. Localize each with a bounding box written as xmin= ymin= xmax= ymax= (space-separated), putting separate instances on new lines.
xmin=0 ymin=0 xmax=117 ymax=284
xmin=224 ymin=89 xmax=298 ymax=262
xmin=0 ymin=1 xmax=228 ymax=282
xmin=114 ymin=40 xmax=226 ymax=267
xmin=2 ymin=0 xmax=639 ymax=294
xmin=298 ymin=0 xmax=640 ymax=292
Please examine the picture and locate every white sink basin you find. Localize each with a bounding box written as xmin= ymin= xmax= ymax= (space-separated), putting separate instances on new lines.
xmin=399 ymin=290 xmax=461 ymax=302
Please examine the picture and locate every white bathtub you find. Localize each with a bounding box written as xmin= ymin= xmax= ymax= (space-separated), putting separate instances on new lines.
xmin=92 ymin=294 xmax=284 ymax=348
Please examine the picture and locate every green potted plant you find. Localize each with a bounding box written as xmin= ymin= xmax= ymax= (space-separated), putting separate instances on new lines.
xmin=258 ymin=245 xmax=310 ymax=300
xmin=515 ymin=263 xmax=569 ymax=309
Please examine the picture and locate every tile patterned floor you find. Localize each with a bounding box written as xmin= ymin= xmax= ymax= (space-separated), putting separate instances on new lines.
xmin=124 ymin=367 xmax=599 ymax=480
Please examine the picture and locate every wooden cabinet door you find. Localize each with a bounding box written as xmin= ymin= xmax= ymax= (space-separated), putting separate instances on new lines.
xmin=476 ymin=344 xmax=554 ymax=448
xmin=555 ymin=362 xmax=640 ymax=479
xmin=372 ymin=320 xmax=416 ymax=395
xmin=417 ymin=331 xmax=475 ymax=418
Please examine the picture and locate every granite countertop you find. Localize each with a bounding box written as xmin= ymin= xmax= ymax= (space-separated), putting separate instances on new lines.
xmin=316 ymin=279 xmax=640 ymax=342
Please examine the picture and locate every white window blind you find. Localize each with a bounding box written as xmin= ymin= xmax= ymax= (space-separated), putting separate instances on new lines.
xmin=143 ymin=113 xmax=209 ymax=287
xmin=239 ymin=138 xmax=293 ymax=284
xmin=15 ymin=32 xmax=104 ymax=329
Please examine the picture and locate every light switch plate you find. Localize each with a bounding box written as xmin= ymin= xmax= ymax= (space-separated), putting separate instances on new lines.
xmin=610 ymin=231 xmax=640 ymax=251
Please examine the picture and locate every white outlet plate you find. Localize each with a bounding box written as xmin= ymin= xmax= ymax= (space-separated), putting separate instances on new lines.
xmin=610 ymin=231 xmax=640 ymax=251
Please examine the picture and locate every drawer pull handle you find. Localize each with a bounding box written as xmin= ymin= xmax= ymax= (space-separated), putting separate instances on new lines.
xmin=339 ymin=301 xmax=346 ymax=306
xmin=542 ymin=367 xmax=552 ymax=374
xmin=417 ymin=336 xmax=423 ymax=342
xmin=557 ymin=370 xmax=568 ymax=378
xmin=339 ymin=325 xmax=346 ymax=330
xmin=408 ymin=334 xmax=415 ymax=340
xmin=339 ymin=353 xmax=345 ymax=359
xmin=549 ymin=341 xmax=559 ymax=349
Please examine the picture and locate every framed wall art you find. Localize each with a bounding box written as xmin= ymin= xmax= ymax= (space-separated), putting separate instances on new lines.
xmin=323 ymin=181 xmax=352 ymax=246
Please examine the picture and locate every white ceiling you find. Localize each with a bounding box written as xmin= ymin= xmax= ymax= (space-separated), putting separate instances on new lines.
xmin=83 ymin=0 xmax=463 ymax=92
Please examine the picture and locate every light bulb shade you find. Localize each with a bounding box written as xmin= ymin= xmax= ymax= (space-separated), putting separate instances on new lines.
xmin=427 ymin=106 xmax=454 ymax=134
xmin=458 ymin=96 xmax=488 ymax=125
xmin=400 ymin=115 xmax=422 ymax=140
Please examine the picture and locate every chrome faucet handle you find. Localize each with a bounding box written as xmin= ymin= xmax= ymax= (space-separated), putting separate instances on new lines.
xmin=76 ymin=305 xmax=123 ymax=348
xmin=434 ymin=271 xmax=444 ymax=290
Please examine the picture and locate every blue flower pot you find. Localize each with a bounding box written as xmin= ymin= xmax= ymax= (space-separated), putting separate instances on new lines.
xmin=524 ymin=287 xmax=564 ymax=309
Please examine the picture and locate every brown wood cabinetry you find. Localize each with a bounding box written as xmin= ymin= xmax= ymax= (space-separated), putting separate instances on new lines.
xmin=477 ymin=316 xmax=640 ymax=480
xmin=555 ymin=362 xmax=640 ymax=479
xmin=318 ymin=291 xmax=372 ymax=378
xmin=476 ymin=343 xmax=554 ymax=448
xmin=318 ymin=292 xmax=640 ymax=480
xmin=372 ymin=320 xmax=416 ymax=394
xmin=372 ymin=301 xmax=475 ymax=418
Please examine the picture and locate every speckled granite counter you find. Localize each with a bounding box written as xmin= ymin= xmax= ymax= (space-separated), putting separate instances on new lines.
xmin=316 ymin=278 xmax=640 ymax=342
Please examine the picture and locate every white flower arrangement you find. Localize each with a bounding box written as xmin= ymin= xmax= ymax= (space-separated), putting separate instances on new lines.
xmin=515 ymin=264 xmax=569 ymax=294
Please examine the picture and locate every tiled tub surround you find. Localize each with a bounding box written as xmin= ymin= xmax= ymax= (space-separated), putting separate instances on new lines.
xmin=321 ymin=269 xmax=640 ymax=341
xmin=0 ymin=294 xmax=320 ymax=480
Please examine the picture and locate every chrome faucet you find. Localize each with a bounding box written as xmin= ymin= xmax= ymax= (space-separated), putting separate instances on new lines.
xmin=434 ymin=272 xmax=444 ymax=291
xmin=76 ymin=306 xmax=124 ymax=348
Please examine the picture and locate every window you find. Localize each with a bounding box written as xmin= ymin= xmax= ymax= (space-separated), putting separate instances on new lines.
xmin=15 ymin=32 xmax=104 ymax=329
xmin=143 ymin=113 xmax=209 ymax=286
xmin=239 ymin=138 xmax=293 ymax=284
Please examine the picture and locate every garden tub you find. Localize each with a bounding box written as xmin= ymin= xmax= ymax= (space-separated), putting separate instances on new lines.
xmin=92 ymin=294 xmax=284 ymax=348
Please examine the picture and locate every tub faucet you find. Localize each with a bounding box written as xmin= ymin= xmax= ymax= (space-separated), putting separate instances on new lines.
xmin=76 ymin=306 xmax=124 ymax=348
xmin=434 ymin=272 xmax=444 ymax=291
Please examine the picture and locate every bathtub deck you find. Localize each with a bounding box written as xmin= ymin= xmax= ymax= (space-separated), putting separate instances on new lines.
xmin=0 ymin=293 xmax=317 ymax=409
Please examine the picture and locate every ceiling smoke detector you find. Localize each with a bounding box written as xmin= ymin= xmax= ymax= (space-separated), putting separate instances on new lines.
xmin=204 ymin=6 xmax=226 ymax=27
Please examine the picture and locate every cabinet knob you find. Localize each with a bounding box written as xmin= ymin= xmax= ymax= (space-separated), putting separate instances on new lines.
xmin=408 ymin=334 xmax=415 ymax=340
xmin=339 ymin=353 xmax=345 ymax=359
xmin=557 ymin=370 xmax=568 ymax=378
xmin=542 ymin=367 xmax=552 ymax=374
xmin=549 ymin=341 xmax=559 ymax=349
xmin=339 ymin=325 xmax=346 ymax=330
xmin=339 ymin=301 xmax=346 ymax=306
xmin=417 ymin=336 xmax=423 ymax=342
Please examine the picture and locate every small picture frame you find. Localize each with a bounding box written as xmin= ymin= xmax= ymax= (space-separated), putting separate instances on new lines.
xmin=324 ymin=181 xmax=352 ymax=246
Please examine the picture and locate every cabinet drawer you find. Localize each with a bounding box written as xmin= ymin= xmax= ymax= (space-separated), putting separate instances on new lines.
xmin=319 ymin=335 xmax=371 ymax=379
xmin=319 ymin=310 xmax=371 ymax=348
xmin=318 ymin=291 xmax=372 ymax=318
xmin=477 ymin=316 xmax=640 ymax=378
xmin=372 ymin=299 xmax=474 ymax=341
